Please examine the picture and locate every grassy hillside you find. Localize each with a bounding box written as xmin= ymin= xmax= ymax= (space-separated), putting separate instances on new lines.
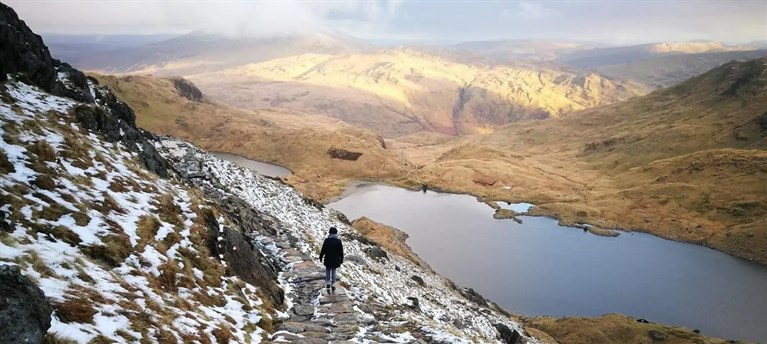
xmin=91 ymin=74 xmax=408 ymax=201
xmin=402 ymin=57 xmax=767 ymax=263
xmin=189 ymin=49 xmax=644 ymax=137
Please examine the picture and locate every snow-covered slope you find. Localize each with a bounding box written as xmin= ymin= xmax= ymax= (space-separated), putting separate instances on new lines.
xmin=156 ymin=138 xmax=538 ymax=343
xmin=0 ymin=75 xmax=537 ymax=343
xmin=0 ymin=80 xmax=268 ymax=342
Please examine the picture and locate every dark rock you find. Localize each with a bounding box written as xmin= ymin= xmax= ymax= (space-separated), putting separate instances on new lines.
xmin=345 ymin=255 xmax=367 ymax=266
xmin=407 ymin=297 xmax=420 ymax=311
xmin=171 ymin=77 xmax=204 ymax=102
xmin=758 ymin=112 xmax=767 ymax=133
xmin=327 ymin=147 xmax=363 ymax=161
xmin=72 ymin=104 xmax=170 ymax=177
xmin=460 ymin=287 xmax=489 ymax=307
xmin=693 ymin=329 xmax=701 ymax=334
xmin=376 ymin=135 xmax=387 ymax=149
xmin=364 ymin=246 xmax=388 ymax=260
xmin=410 ymin=275 xmax=426 ymax=287
xmin=648 ymin=330 xmax=667 ymax=341
xmin=204 ymin=210 xmax=284 ymax=306
xmin=293 ymin=304 xmax=315 ymax=316
xmin=637 ymin=318 xmax=650 ymax=323
xmin=278 ymin=322 xmax=306 ymax=333
xmin=52 ymin=61 xmax=93 ymax=103
xmin=494 ymin=324 xmax=521 ymax=344
xmin=0 ymin=3 xmax=56 ymax=91
xmin=0 ymin=219 xmax=13 ymax=233
xmin=0 ymin=265 xmax=53 ymax=344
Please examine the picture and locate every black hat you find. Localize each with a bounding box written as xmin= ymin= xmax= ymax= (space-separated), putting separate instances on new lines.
xmin=329 ymin=227 xmax=338 ymax=234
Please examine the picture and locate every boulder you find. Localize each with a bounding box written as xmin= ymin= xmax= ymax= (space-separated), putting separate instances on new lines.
xmin=344 ymin=255 xmax=367 ymax=266
xmin=494 ymin=324 xmax=521 ymax=344
xmin=171 ymin=77 xmax=204 ymax=102
xmin=648 ymin=329 xmax=667 ymax=341
xmin=410 ymin=275 xmax=426 ymax=287
xmin=327 ymin=147 xmax=363 ymax=161
xmin=0 ymin=265 xmax=53 ymax=344
xmin=364 ymin=246 xmax=388 ymax=260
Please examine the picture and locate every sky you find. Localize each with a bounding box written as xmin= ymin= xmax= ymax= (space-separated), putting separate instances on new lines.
xmin=6 ymin=0 xmax=767 ymax=45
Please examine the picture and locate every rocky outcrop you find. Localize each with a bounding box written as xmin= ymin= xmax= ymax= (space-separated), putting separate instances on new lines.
xmin=72 ymin=104 xmax=170 ymax=177
xmin=327 ymin=147 xmax=363 ymax=161
xmin=204 ymin=208 xmax=284 ymax=307
xmin=495 ymin=323 xmax=522 ymax=344
xmin=758 ymin=112 xmax=767 ymax=133
xmin=0 ymin=3 xmax=56 ymax=90
xmin=171 ymin=77 xmax=204 ymax=102
xmin=1 ymin=3 xmax=170 ymax=177
xmin=0 ymin=265 xmax=53 ymax=344
xmin=0 ymin=4 xmax=92 ymax=103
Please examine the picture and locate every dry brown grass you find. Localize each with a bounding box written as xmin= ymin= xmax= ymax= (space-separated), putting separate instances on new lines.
xmin=53 ymin=297 xmax=97 ymax=324
xmin=32 ymin=174 xmax=57 ymax=190
xmin=42 ymin=333 xmax=78 ymax=344
xmin=36 ymin=225 xmax=81 ymax=246
xmin=135 ymin=215 xmax=161 ymax=251
xmin=91 ymin=193 xmax=124 ymax=215
xmin=351 ymin=217 xmax=430 ymax=269
xmin=211 ymin=324 xmax=233 ymax=344
xmin=22 ymin=250 xmax=57 ymax=278
xmin=156 ymin=260 xmax=181 ymax=292
xmin=155 ymin=193 xmax=183 ymax=226
xmin=0 ymin=150 xmax=14 ymax=174
xmin=526 ymin=314 xmax=740 ymax=344
xmin=81 ymin=233 xmax=132 ymax=267
xmin=27 ymin=140 xmax=56 ymax=162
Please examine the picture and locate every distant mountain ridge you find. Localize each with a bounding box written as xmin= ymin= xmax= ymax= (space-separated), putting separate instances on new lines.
xmin=191 ymin=49 xmax=643 ymax=137
xmin=68 ymin=31 xmax=372 ymax=75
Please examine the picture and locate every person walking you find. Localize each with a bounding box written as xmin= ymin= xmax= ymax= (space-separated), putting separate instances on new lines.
xmin=319 ymin=227 xmax=344 ymax=294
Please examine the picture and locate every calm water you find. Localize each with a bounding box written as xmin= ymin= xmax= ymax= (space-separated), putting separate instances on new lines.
xmin=211 ymin=152 xmax=291 ymax=177
xmin=329 ymin=183 xmax=767 ymax=342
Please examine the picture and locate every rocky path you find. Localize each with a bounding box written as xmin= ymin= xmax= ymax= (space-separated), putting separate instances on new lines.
xmin=262 ymin=240 xmax=397 ymax=344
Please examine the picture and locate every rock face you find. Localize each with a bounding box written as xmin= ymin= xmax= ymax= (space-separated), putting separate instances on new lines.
xmin=204 ymin=208 xmax=284 ymax=307
xmin=72 ymin=104 xmax=170 ymax=177
xmin=0 ymin=265 xmax=53 ymax=344
xmin=171 ymin=77 xmax=204 ymax=102
xmin=0 ymin=3 xmax=56 ymax=90
xmin=0 ymin=3 xmax=92 ymax=102
xmin=327 ymin=147 xmax=363 ymax=161
xmin=0 ymin=3 xmax=170 ymax=177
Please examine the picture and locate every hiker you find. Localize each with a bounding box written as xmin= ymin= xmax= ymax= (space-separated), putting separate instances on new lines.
xmin=319 ymin=227 xmax=344 ymax=293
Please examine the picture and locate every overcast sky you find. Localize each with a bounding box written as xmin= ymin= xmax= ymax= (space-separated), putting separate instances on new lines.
xmin=7 ymin=0 xmax=767 ymax=44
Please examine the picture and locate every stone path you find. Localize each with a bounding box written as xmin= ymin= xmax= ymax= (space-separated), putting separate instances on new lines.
xmin=263 ymin=241 xmax=379 ymax=344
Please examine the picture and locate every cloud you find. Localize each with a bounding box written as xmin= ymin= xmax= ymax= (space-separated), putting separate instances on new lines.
xmin=6 ymin=0 xmax=405 ymax=37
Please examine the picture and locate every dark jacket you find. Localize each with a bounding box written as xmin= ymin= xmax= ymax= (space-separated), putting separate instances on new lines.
xmin=319 ymin=235 xmax=344 ymax=268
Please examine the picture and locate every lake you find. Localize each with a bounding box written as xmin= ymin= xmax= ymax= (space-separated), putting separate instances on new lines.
xmin=328 ymin=183 xmax=767 ymax=342
xmin=211 ymin=152 xmax=291 ymax=178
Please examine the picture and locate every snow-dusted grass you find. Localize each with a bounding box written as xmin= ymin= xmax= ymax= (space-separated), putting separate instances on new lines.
xmin=157 ymin=138 xmax=539 ymax=343
xmin=0 ymin=81 xmax=267 ymax=343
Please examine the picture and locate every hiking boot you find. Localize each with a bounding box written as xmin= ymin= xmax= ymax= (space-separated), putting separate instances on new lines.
xmin=331 ymin=285 xmax=336 ymax=294
xmin=326 ymin=284 xmax=331 ymax=293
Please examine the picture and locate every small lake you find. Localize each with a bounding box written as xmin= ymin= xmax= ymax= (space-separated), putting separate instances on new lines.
xmin=211 ymin=152 xmax=291 ymax=178
xmin=328 ymin=183 xmax=767 ymax=343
